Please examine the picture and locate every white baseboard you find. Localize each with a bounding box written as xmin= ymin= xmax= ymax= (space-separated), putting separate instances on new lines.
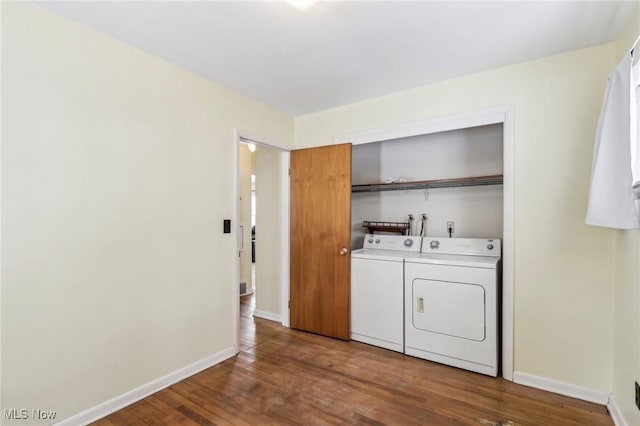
xmin=253 ymin=309 xmax=282 ymax=323
xmin=54 ymin=346 xmax=237 ymax=426
xmin=513 ymin=371 xmax=609 ymax=405
xmin=607 ymin=393 xmax=628 ymax=426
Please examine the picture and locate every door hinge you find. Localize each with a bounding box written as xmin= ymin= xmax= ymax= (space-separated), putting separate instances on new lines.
xmin=288 ymin=168 xmax=290 ymax=176
xmin=288 ymin=300 xmax=290 ymax=308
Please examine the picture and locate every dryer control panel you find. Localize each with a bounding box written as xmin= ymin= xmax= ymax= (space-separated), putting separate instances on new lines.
xmin=422 ymin=238 xmax=501 ymax=257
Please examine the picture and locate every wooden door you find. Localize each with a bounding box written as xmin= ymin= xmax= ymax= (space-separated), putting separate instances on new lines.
xmin=290 ymin=143 xmax=352 ymax=340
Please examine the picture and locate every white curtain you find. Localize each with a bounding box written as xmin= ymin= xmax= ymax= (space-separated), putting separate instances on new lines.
xmin=586 ymin=53 xmax=639 ymax=229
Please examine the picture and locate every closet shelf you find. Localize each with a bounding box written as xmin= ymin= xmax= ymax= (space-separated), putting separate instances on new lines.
xmin=362 ymin=221 xmax=410 ymax=234
xmin=351 ymin=174 xmax=504 ymax=193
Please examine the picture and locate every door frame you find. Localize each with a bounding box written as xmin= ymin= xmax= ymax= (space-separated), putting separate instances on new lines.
xmin=334 ymin=105 xmax=515 ymax=381
xmin=233 ymin=129 xmax=291 ymax=353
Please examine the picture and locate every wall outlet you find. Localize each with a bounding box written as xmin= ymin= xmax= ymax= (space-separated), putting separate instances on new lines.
xmin=635 ymin=381 xmax=640 ymax=410
xmin=447 ymin=221 xmax=455 ymax=234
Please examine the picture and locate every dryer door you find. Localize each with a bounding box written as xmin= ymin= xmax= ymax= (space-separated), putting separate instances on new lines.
xmin=411 ymin=278 xmax=485 ymax=341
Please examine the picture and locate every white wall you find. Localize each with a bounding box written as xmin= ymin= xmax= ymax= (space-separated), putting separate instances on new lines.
xmin=296 ymin=43 xmax=616 ymax=393
xmin=254 ymin=147 xmax=284 ymax=318
xmin=1 ymin=3 xmax=293 ymax=423
xmin=351 ymin=125 xmax=503 ymax=248
xmin=611 ymin=3 xmax=640 ymax=425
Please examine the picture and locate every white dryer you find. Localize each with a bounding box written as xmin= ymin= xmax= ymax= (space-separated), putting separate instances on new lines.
xmin=351 ymin=234 xmax=422 ymax=352
xmin=404 ymin=238 xmax=501 ymax=376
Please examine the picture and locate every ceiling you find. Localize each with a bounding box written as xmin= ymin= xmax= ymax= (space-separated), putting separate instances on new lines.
xmin=39 ymin=1 xmax=636 ymax=116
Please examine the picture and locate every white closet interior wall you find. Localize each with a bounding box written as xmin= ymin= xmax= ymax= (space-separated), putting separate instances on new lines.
xmin=351 ymin=124 xmax=504 ymax=249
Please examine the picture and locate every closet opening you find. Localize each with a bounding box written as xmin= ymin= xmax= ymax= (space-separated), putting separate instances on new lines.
xmin=337 ymin=106 xmax=515 ymax=380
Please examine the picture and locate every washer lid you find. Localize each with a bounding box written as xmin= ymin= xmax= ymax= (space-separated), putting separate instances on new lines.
xmin=351 ymin=248 xmax=409 ymax=261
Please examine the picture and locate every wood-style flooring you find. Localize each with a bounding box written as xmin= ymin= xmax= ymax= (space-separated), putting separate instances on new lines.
xmin=93 ymin=295 xmax=612 ymax=425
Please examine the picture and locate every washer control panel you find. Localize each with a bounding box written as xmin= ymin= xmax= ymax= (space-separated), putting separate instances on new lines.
xmin=362 ymin=234 xmax=422 ymax=252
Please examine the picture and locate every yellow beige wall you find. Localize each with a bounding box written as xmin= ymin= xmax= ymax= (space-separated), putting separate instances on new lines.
xmin=613 ymin=230 xmax=640 ymax=424
xmin=1 ymin=3 xmax=293 ymax=423
xmin=295 ymin=44 xmax=617 ymax=391
xmin=612 ymin=3 xmax=640 ymax=425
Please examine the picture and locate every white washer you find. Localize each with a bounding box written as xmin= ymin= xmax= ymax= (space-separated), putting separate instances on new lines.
xmin=404 ymin=238 xmax=501 ymax=376
xmin=351 ymin=234 xmax=422 ymax=352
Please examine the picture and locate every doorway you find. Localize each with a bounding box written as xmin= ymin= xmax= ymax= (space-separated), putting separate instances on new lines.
xmin=233 ymin=131 xmax=290 ymax=353
xmin=238 ymin=142 xmax=255 ymax=297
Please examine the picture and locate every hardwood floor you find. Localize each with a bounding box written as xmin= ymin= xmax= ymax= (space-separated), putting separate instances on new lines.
xmin=94 ymin=295 xmax=612 ymax=425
